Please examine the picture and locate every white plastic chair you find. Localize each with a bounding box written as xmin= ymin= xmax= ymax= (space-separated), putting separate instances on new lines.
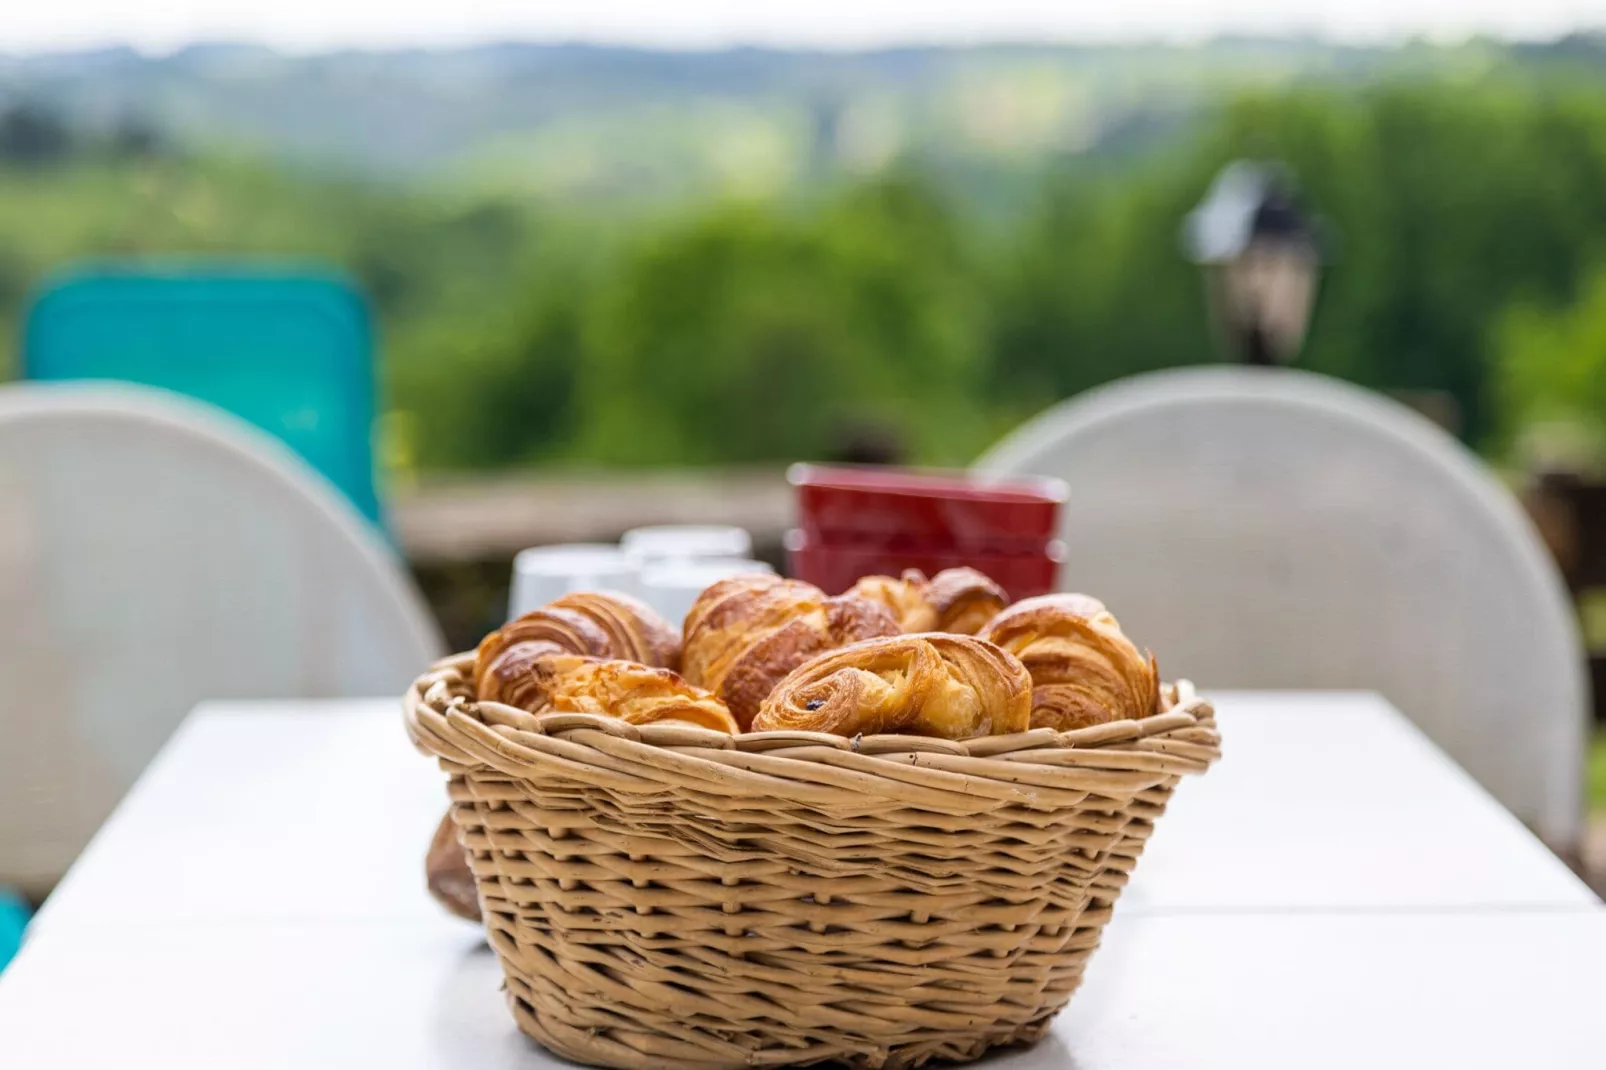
xmin=978 ymin=366 xmax=1588 ymax=850
xmin=0 ymin=383 xmax=444 ymax=899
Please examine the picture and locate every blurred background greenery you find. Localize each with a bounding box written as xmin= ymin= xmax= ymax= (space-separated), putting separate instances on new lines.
xmin=6 ymin=34 xmax=1606 ymax=830
xmin=9 ymin=38 xmax=1606 ymax=483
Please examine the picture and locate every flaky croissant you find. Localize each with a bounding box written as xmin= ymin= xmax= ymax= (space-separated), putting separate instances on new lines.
xmin=544 ymin=657 xmax=739 ymax=733
xmin=681 ymin=573 xmax=899 ymax=730
xmin=475 ymin=590 xmax=680 ymax=708
xmin=751 ymin=633 xmax=1032 ymax=739
xmin=849 ymin=567 xmax=1009 ymax=635
xmin=477 ymin=647 xmax=737 ymax=732
xmin=978 ymin=593 xmax=1159 ymax=731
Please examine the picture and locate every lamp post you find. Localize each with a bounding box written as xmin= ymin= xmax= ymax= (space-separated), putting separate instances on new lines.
xmin=1183 ymin=161 xmax=1324 ymax=366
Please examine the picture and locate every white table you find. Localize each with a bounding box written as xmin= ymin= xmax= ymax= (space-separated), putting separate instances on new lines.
xmin=1124 ymin=691 xmax=1599 ymax=913
xmin=30 ymin=692 xmax=1598 ymax=931
xmin=2 ymin=912 xmax=1602 ymax=1070
xmin=3 ymin=692 xmax=1602 ymax=1068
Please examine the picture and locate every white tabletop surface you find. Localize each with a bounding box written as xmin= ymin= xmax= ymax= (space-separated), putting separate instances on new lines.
xmin=4 ymin=691 xmax=1603 ymax=1069
xmin=2 ymin=912 xmax=1602 ymax=1069
xmin=30 ymin=691 xmax=1599 ymax=934
xmin=1124 ymin=691 xmax=1599 ymax=912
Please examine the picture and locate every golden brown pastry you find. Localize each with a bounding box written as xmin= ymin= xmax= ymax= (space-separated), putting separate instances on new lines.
xmin=426 ymin=811 xmax=481 ymax=923
xmin=845 ymin=572 xmax=933 ymax=632
xmin=751 ymin=633 xmax=1031 ymax=739
xmin=681 ymin=574 xmax=900 ymax=730
xmin=849 ymin=568 xmax=1009 ymax=634
xmin=978 ymin=593 xmax=1159 ymax=731
xmin=475 ymin=590 xmax=680 ymax=708
xmin=544 ymin=658 xmax=739 ymax=733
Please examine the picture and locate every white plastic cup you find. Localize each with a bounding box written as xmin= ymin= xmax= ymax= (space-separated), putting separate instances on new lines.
xmin=508 ymin=544 xmax=640 ymax=621
xmin=637 ymin=557 xmax=775 ymax=629
xmin=621 ymin=525 xmax=753 ymax=565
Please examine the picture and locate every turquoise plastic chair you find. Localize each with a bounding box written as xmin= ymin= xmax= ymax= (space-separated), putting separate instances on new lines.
xmin=22 ymin=266 xmax=383 ymax=530
xmin=0 ymin=888 xmax=26 ymax=973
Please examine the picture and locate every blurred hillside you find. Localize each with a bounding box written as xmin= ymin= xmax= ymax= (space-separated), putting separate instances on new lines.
xmin=7 ymin=38 xmax=1606 ymax=479
xmin=4 ymin=37 xmax=1599 ymax=205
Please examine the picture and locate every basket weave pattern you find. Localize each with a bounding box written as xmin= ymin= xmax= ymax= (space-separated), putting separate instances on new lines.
xmin=406 ymin=653 xmax=1220 ymax=1070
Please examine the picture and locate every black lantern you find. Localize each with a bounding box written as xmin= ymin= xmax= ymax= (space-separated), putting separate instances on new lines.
xmin=1183 ymin=161 xmax=1324 ymax=366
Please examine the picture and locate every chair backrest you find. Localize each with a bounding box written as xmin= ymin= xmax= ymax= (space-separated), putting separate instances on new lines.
xmin=0 ymin=383 xmax=444 ymax=899
xmin=22 ymin=266 xmax=384 ymax=529
xmin=977 ymin=366 xmax=1588 ymax=849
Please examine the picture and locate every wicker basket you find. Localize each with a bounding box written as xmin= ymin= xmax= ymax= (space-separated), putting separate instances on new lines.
xmin=405 ymin=652 xmax=1220 ymax=1070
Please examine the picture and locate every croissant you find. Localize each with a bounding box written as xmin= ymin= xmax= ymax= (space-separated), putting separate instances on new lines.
xmin=849 ymin=568 xmax=1009 ymax=635
xmin=475 ymin=590 xmax=680 ymax=708
xmin=751 ymin=633 xmax=1031 ymax=739
xmin=681 ymin=573 xmax=900 ymax=730
xmin=544 ymin=657 xmax=739 ymax=733
xmin=978 ymin=593 xmax=1159 ymax=731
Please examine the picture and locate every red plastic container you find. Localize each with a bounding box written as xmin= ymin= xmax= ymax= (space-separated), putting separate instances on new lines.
xmin=787 ymin=530 xmax=1064 ymax=603
xmin=789 ymin=464 xmax=1066 ymax=553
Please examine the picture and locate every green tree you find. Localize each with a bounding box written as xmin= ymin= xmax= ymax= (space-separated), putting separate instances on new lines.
xmin=575 ymin=177 xmax=992 ymax=466
xmin=997 ymin=82 xmax=1606 ymax=446
xmin=1494 ymin=267 xmax=1606 ymax=460
xmin=394 ymin=284 xmax=587 ymax=469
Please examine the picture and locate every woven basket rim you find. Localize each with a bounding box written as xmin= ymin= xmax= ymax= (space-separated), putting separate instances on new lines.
xmin=405 ymin=652 xmax=1220 ymax=807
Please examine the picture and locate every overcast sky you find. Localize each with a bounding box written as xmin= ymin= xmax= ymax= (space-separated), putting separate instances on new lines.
xmin=2 ymin=2 xmax=1605 ymax=53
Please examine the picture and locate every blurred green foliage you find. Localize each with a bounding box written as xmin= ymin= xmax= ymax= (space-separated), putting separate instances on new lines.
xmin=9 ymin=77 xmax=1606 ymax=472
xmin=1496 ymin=269 xmax=1606 ymax=464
